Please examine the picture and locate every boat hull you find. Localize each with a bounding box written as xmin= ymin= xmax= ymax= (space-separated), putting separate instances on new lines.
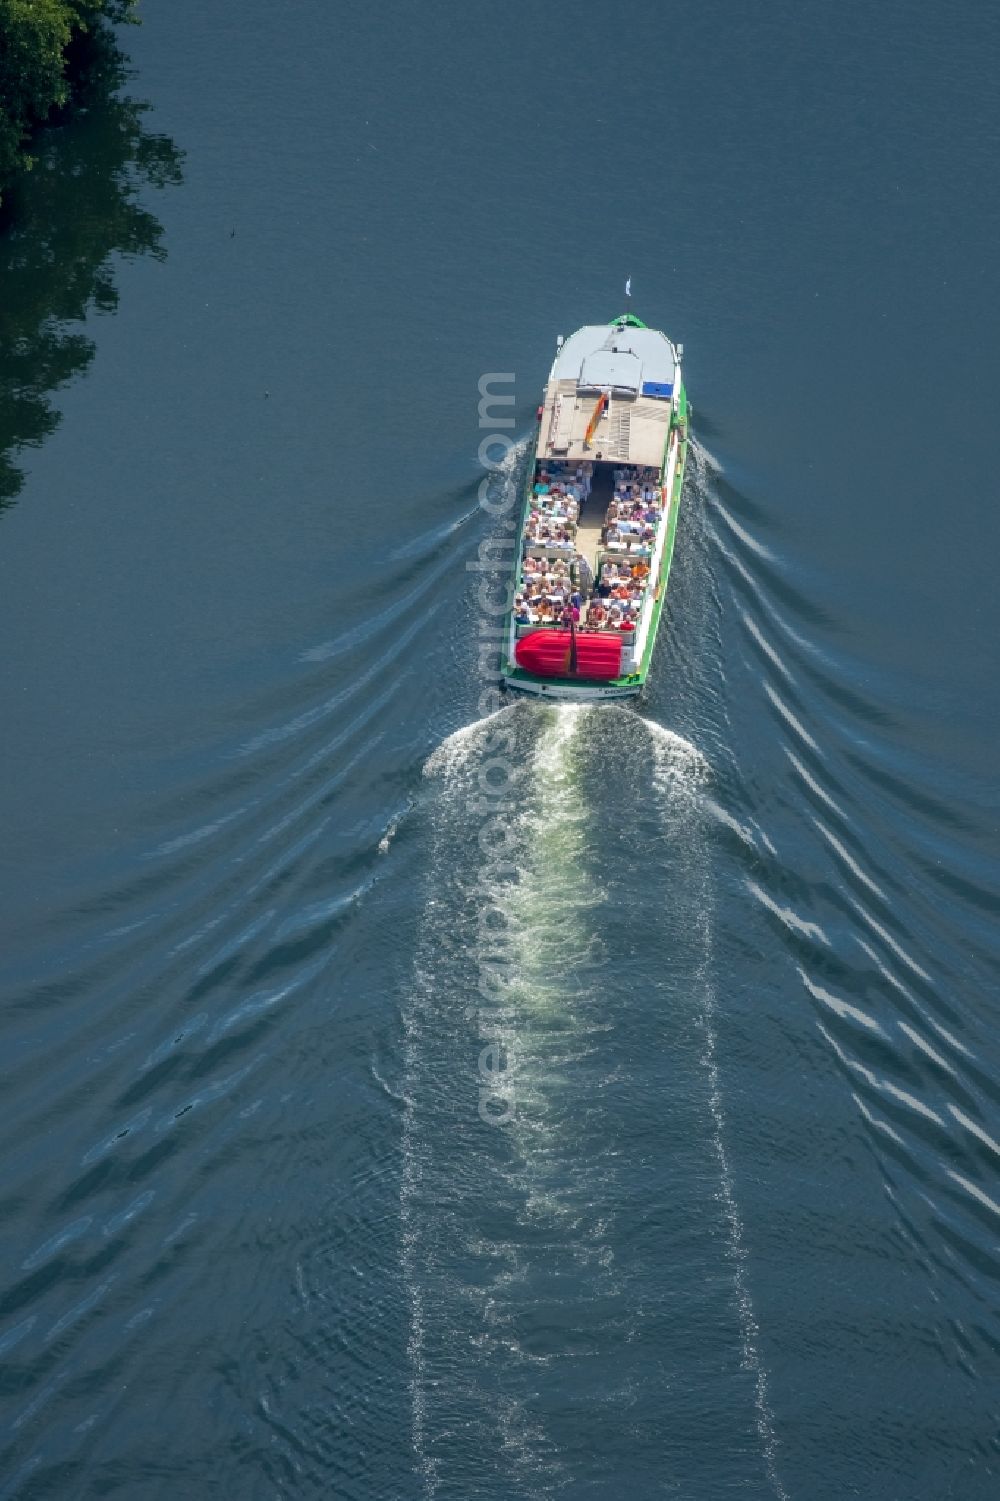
xmin=502 ymin=674 xmax=642 ymax=701
xmin=500 ymin=359 xmax=688 ymax=700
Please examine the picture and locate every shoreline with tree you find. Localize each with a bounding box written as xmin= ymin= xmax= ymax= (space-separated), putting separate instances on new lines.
xmin=0 ymin=1 xmax=139 ymax=215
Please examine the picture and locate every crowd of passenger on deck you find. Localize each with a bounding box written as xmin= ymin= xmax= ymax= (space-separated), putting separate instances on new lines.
xmin=602 ymin=466 xmax=662 ymax=553
xmin=523 ymin=459 xmax=590 ymax=548
xmin=516 ymin=461 xmax=664 ymax=634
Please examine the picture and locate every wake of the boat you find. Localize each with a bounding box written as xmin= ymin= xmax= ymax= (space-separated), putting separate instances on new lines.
xmin=406 ymin=701 xmax=639 ymax=1495
xmin=646 ymin=718 xmax=789 ymax=1501
xmin=403 ymin=695 xmax=786 ymax=1497
xmin=403 ymin=703 xmax=574 ymax=1495
xmin=422 ymin=704 xmax=521 ymax=781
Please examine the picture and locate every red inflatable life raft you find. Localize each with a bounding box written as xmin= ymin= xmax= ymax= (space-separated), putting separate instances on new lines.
xmin=514 ymin=629 xmax=624 ymax=680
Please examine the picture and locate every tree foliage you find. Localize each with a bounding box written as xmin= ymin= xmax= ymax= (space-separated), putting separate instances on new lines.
xmin=0 ymin=0 xmax=138 ymax=204
xmin=0 ymin=3 xmax=180 ymax=509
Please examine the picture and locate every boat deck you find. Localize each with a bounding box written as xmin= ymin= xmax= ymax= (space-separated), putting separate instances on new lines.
xmin=503 ymin=317 xmax=687 ymax=693
xmin=573 ymin=466 xmax=613 ymax=574
xmin=513 ymin=457 xmax=668 ymax=638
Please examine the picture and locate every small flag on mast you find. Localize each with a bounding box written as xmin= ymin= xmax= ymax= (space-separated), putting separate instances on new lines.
xmin=625 ymin=277 xmax=632 ymax=300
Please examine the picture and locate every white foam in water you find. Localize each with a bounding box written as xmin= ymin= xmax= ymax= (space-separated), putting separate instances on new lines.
xmin=407 ymin=697 xmax=787 ymax=1496
xmin=478 ymin=703 xmax=617 ymax=1486
xmin=645 ymin=717 xmax=789 ymax=1501
xmin=690 ymin=432 xmax=724 ymax=476
xmin=377 ymin=824 xmax=397 ymax=856
xmin=496 ymin=705 xmax=598 ymax=1191
xmin=712 ymin=497 xmax=778 ymax=562
xmin=422 ymin=705 xmax=515 ymax=779
xmin=403 ymin=697 xmax=537 ymax=1497
xmin=640 ymin=717 xmax=710 ymax=796
xmin=531 ymin=699 xmax=583 ymax=770
xmin=377 ymin=796 xmax=415 ymax=856
xmin=399 ymin=1015 xmax=437 ymax=1496
xmin=403 ymin=702 xmax=599 ymax=1495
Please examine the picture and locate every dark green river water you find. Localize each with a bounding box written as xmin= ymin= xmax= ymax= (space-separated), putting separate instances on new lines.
xmin=2 ymin=2 xmax=999 ymax=1496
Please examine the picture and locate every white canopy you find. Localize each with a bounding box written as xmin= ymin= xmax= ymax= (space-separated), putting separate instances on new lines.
xmin=552 ymin=324 xmax=678 ymax=390
xmin=579 ymin=349 xmax=642 ymax=393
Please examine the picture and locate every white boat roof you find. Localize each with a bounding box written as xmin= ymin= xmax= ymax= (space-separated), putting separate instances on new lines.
xmin=551 ymin=323 xmax=678 ymax=390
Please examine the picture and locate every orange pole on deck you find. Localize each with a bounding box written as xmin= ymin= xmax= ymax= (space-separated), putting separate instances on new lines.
xmin=583 ymin=390 xmax=608 ymax=446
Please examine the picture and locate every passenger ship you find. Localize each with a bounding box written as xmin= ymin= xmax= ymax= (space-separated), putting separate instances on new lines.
xmin=500 ymin=313 xmax=688 ymax=700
